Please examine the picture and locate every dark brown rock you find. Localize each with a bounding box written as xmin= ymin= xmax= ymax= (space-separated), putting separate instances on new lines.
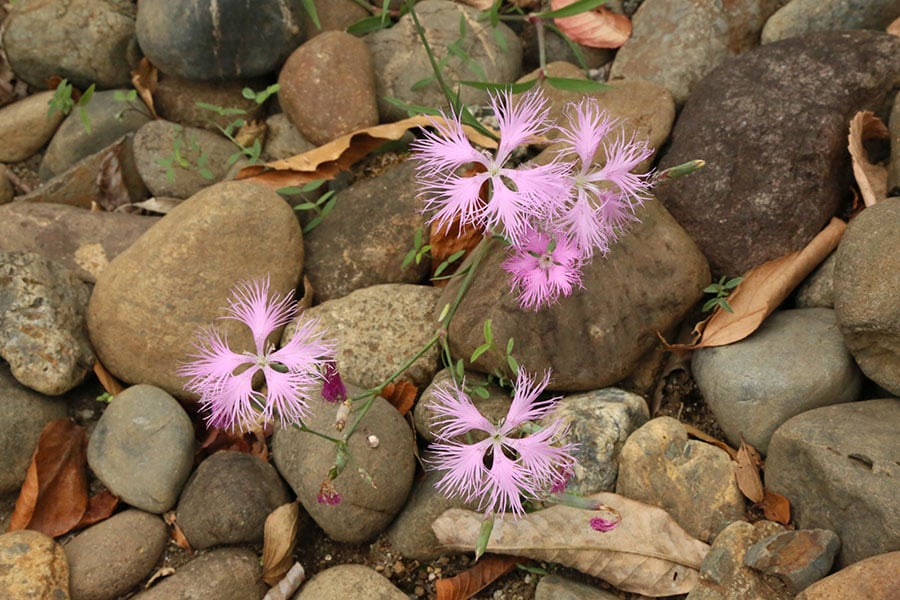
xmin=153 ymin=74 xmax=267 ymax=133
xmin=743 ymin=529 xmax=840 ymax=594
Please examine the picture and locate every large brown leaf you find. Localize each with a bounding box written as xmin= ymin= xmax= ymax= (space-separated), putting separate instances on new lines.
xmin=435 ymin=555 xmax=520 ymax=600
xmin=433 ymin=493 xmax=709 ymax=597
xmin=8 ymin=419 xmax=88 ymax=537
xmin=261 ymin=501 xmax=299 ymax=585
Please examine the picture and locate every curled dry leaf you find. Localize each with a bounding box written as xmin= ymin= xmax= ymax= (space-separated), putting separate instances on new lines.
xmin=683 ymin=424 xmax=737 ymax=460
xmin=380 ymin=381 xmax=418 ymax=416
xmin=888 ymin=16 xmax=900 ymax=36
xmin=735 ymin=440 xmax=764 ymax=504
xmin=848 ymin=110 xmax=889 ymax=208
xmin=759 ymin=489 xmax=791 ymax=525
xmin=95 ymin=138 xmax=134 ymax=212
xmin=130 ymin=57 xmax=158 ymax=119
xmin=235 ymin=115 xmax=496 ymax=190
xmin=74 ymin=489 xmax=120 ymax=530
xmin=164 ymin=510 xmax=193 ymax=553
xmin=433 ymin=493 xmax=710 ymax=597
xmin=435 ymin=555 xmax=520 ymax=600
xmin=262 ymin=501 xmax=300 ymax=585
xmin=93 ymin=360 xmax=126 ymax=396
xmin=551 ymin=0 xmax=632 ymax=49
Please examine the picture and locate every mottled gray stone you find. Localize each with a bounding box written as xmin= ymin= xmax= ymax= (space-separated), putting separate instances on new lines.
xmin=0 ymin=530 xmax=69 ymax=600
xmin=130 ymin=547 xmax=266 ymax=600
xmin=0 ymin=91 xmax=65 ymax=162
xmin=693 ymin=308 xmax=862 ymax=454
xmin=795 ymin=252 xmax=835 ymax=309
xmin=262 ymin=113 xmax=315 ymax=162
xmin=796 ymin=551 xmax=900 ymax=600
xmin=766 ymin=400 xmax=900 ymax=567
xmin=762 ymin=0 xmax=900 ymax=44
xmin=294 ymin=564 xmax=407 ymax=600
xmin=535 ymin=574 xmax=620 ymax=600
xmin=87 ymin=385 xmax=195 ymax=513
xmin=743 ymin=529 xmax=841 ymax=594
xmin=0 ymin=251 xmax=94 ymax=395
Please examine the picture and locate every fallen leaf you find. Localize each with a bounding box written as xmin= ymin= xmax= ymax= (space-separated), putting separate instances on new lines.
xmin=235 ymin=115 xmax=497 ymax=190
xmin=234 ymin=120 xmax=267 ymax=149
xmin=261 ymin=501 xmax=300 ymax=585
xmin=131 ymin=57 xmax=158 ymax=119
xmin=74 ymin=490 xmax=119 ymax=529
xmin=8 ymin=419 xmax=88 ymax=537
xmin=435 ymin=555 xmax=520 ymax=600
xmin=888 ymin=16 xmax=900 ymax=36
xmin=93 ymin=360 xmax=126 ymax=395
xmin=551 ymin=0 xmax=632 ymax=49
xmin=759 ymin=489 xmax=791 ymax=525
xmin=433 ymin=493 xmax=709 ymax=597
xmin=164 ymin=511 xmax=193 ymax=553
xmin=735 ymin=440 xmax=764 ymax=504
xmin=123 ymin=197 xmax=183 ymax=214
xmin=380 ymin=381 xmax=418 ymax=416
xmin=848 ymin=111 xmax=889 ymax=207
xmin=683 ymin=424 xmax=737 ymax=460
xmin=94 ymin=139 xmax=134 ymax=212
xmin=666 ymin=218 xmax=846 ymax=349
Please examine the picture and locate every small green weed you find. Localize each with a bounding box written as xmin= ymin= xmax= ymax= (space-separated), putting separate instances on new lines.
xmin=702 ymin=276 xmax=743 ymax=313
xmin=278 ymin=180 xmax=337 ymax=234
xmin=196 ymin=83 xmax=280 ymax=166
xmin=47 ymin=79 xmax=95 ymax=134
xmin=156 ymin=125 xmax=215 ymax=183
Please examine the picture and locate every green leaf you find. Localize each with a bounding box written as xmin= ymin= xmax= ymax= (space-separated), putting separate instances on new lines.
xmin=546 ymin=76 xmax=612 ymax=93
xmin=433 ymin=260 xmax=452 ymax=278
xmin=300 ymin=179 xmax=327 ymax=193
xmin=458 ymin=79 xmax=538 ymax=94
xmin=720 ymin=300 xmax=735 ymax=313
xmin=507 ymin=354 xmax=520 ymax=376
xmin=346 ymin=13 xmax=394 ymax=35
xmin=545 ymin=22 xmax=590 ymax=72
xmin=300 ymin=0 xmax=321 ymax=30
xmin=78 ymin=83 xmax=95 ymax=108
xmin=701 ymin=297 xmax=719 ymax=312
xmin=199 ymin=167 xmax=215 ymax=180
xmin=413 ymin=225 xmax=424 ymax=249
xmin=303 ymin=215 xmax=324 ymax=233
xmin=401 ymin=248 xmax=417 ymax=270
xmin=724 ymin=277 xmax=743 ymax=289
xmin=702 ymin=284 xmax=720 ymax=294
xmin=506 ymin=337 xmax=514 ymax=355
xmin=455 ymin=358 xmax=465 ymax=379
xmin=472 ymin=385 xmax=490 ymax=399
xmin=534 ymin=0 xmax=608 ymax=19
xmin=241 ymin=87 xmax=256 ymax=100
xmin=471 ymin=343 xmax=491 ymax=363
xmin=475 ymin=516 xmax=494 ymax=562
xmin=78 ymin=106 xmax=92 ymax=134
xmin=411 ymin=75 xmax=436 ymax=92
xmin=492 ymin=25 xmax=508 ymax=52
xmin=226 ymin=151 xmax=242 ymax=166
xmin=438 ymin=302 xmax=451 ymax=323
xmin=482 ymin=319 xmax=493 ymax=346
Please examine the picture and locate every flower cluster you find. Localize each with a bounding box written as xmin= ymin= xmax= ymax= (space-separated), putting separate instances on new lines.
xmin=178 ymin=277 xmax=337 ymax=432
xmin=427 ymin=369 xmax=576 ymax=518
xmin=412 ymin=89 xmax=653 ymax=310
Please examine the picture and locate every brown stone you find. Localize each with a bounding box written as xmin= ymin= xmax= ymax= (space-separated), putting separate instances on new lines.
xmin=0 ymin=530 xmax=69 ymax=599
xmin=796 ymin=551 xmax=900 ymax=600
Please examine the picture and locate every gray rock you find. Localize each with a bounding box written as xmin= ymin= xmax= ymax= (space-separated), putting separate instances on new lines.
xmin=656 ymin=31 xmax=900 ymax=277
xmin=441 ymin=199 xmax=709 ymax=391
xmin=0 ymin=202 xmax=158 ymax=284
xmin=278 ymin=30 xmax=379 ymax=146
xmin=2 ymin=0 xmax=138 ymax=89
xmin=795 ymin=551 xmax=900 ymax=600
xmin=795 ymin=252 xmax=835 ymax=309
xmin=0 ymin=530 xmax=69 ymax=600
xmin=0 ymin=365 xmax=68 ymax=494
xmin=87 ymin=384 xmax=195 ymax=513
xmin=293 ymin=564 xmax=407 ymax=600
xmin=87 ymin=180 xmax=303 ymax=398
xmin=153 ymin=74 xmax=267 ymax=133
xmin=131 ymin=547 xmax=266 ymax=600
xmin=136 ymin=0 xmax=305 ymax=81
xmin=303 ymin=161 xmax=431 ymax=302
xmin=65 ymin=509 xmax=168 ymax=600
xmin=133 ymin=120 xmax=236 ymax=198
xmin=535 ymin=574 xmax=620 ymax=600
xmin=262 ymin=113 xmax=315 ymax=162
xmin=366 ymin=0 xmax=522 ymax=122
xmin=273 ymin=394 xmax=415 ymax=543
xmin=762 ymin=0 xmax=900 ymax=44
xmin=616 ymin=417 xmax=746 ymax=542
xmin=766 ymin=399 xmax=900 ymax=567
xmin=177 ymin=451 xmax=291 ymax=550
xmin=283 ymin=284 xmax=441 ymax=390
xmin=39 ymin=89 xmax=152 ymax=181
xmin=687 ymin=520 xmax=793 ymax=600
xmin=0 ymin=251 xmax=94 ymax=395
xmin=0 ymin=91 xmax=65 ymax=162
xmin=610 ymin=0 xmax=782 ymax=104
xmin=743 ymin=529 xmax=841 ymax=594
xmin=552 ymin=388 xmax=650 ymax=495
xmin=834 ymin=198 xmax=900 ymax=395
xmin=692 ymin=308 xmax=862 ymax=454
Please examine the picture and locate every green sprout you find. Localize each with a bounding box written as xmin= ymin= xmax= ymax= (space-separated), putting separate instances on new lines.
xmin=155 ymin=125 xmax=215 ymax=183
xmin=196 ymin=83 xmax=280 ymax=165
xmin=702 ymin=276 xmax=743 ymax=313
xmin=47 ymin=79 xmax=96 ymax=134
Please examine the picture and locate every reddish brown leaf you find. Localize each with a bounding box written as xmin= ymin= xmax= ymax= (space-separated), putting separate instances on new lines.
xmin=735 ymin=440 xmax=764 ymax=504
xmin=551 ymin=0 xmax=632 ymax=49
xmin=95 ymin=138 xmax=134 ymax=212
xmin=130 ymin=57 xmax=158 ymax=119
xmin=93 ymin=360 xmax=125 ymax=396
xmin=74 ymin=490 xmax=120 ymax=529
xmin=164 ymin=511 xmax=194 ymax=553
xmin=8 ymin=419 xmax=88 ymax=537
xmin=759 ymin=490 xmax=791 ymax=525
xmin=380 ymin=381 xmax=418 ymax=416
xmin=683 ymin=424 xmax=737 ymax=460
xmin=435 ymin=555 xmax=520 ymax=600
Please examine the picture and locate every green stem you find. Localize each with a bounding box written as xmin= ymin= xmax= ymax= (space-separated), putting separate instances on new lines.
xmin=406 ymin=0 xmax=459 ymax=112
xmin=293 ymin=422 xmax=343 ymax=444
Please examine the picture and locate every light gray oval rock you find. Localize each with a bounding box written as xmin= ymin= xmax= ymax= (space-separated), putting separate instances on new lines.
xmin=834 ymin=198 xmax=900 ymax=395
xmin=535 ymin=574 xmax=620 ymax=600
xmin=303 ymin=161 xmax=430 ymax=302
xmin=616 ymin=417 xmax=746 ymax=542
xmin=294 ymin=564 xmax=407 ymax=600
xmin=0 ymin=530 xmax=69 ymax=600
xmin=366 ymin=0 xmax=522 ymax=122
xmin=0 ymin=365 xmax=69 ymax=494
xmin=766 ymin=399 xmax=900 ymax=567
xmin=0 ymin=91 xmax=65 ymax=162
xmin=0 ymin=251 xmax=94 ymax=395
xmin=2 ymin=0 xmax=138 ymax=89
xmin=261 ymin=113 xmax=315 ymax=162
xmin=440 ymin=199 xmax=709 ymax=391
xmin=762 ymin=0 xmax=900 ymax=44
xmin=283 ymin=284 xmax=441 ymax=390
xmin=795 ymin=251 xmax=835 ymax=309
xmin=693 ymin=308 xmax=862 ymax=454
xmin=39 ymin=89 xmax=152 ymax=181
xmin=87 ymin=180 xmax=303 ymax=398
xmin=656 ymin=31 xmax=900 ymax=276
xmin=133 ymin=120 xmax=235 ymax=198
xmin=87 ymin=384 xmax=195 ymax=513
xmin=177 ymin=451 xmax=291 ymax=550
xmin=273 ymin=394 xmax=415 ymax=543
xmin=65 ymin=509 xmax=168 ymax=600
xmin=131 ymin=547 xmax=266 ymax=600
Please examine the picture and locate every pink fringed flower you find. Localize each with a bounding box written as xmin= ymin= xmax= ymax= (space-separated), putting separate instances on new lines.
xmin=428 ymin=369 xmax=576 ymax=518
xmin=412 ymin=89 xmax=570 ymax=245
xmin=501 ymin=228 xmax=584 ymax=310
xmin=178 ymin=277 xmax=336 ymax=431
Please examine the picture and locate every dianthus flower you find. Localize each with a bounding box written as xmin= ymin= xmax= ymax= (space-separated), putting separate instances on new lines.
xmin=411 ymin=89 xmax=570 ymax=245
xmin=428 ymin=369 xmax=576 ymax=518
xmin=178 ymin=277 xmax=336 ymax=431
xmin=501 ymin=228 xmax=584 ymax=310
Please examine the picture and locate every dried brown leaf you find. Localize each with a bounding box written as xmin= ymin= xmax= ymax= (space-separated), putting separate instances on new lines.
xmin=125 ymin=197 xmax=183 ymax=214
xmin=848 ymin=111 xmax=889 ymax=207
xmin=735 ymin=440 xmax=764 ymax=504
xmin=74 ymin=489 xmax=119 ymax=529
xmin=235 ymin=115 xmax=497 ymax=190
xmin=380 ymin=381 xmax=418 ymax=416
xmin=94 ymin=139 xmax=134 ymax=212
xmin=759 ymin=490 xmax=791 ymax=525
xmin=683 ymin=424 xmax=737 ymax=460
xmin=262 ymin=501 xmax=300 ymax=585
xmin=435 ymin=555 xmax=519 ymax=600
xmin=131 ymin=57 xmax=158 ymax=119
xmin=93 ymin=360 xmax=126 ymax=396
xmin=551 ymin=0 xmax=632 ymax=49
xmin=433 ymin=493 xmax=709 ymax=596
xmin=8 ymin=419 xmax=88 ymax=537
xmin=164 ymin=511 xmax=194 ymax=553
xmin=235 ymin=120 xmax=267 ymax=150
xmin=888 ymin=16 xmax=900 ymax=36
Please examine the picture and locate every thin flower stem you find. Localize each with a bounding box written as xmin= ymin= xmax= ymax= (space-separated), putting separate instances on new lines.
xmin=405 ymin=0 xmax=459 ymax=112
xmin=293 ymin=422 xmax=343 ymax=444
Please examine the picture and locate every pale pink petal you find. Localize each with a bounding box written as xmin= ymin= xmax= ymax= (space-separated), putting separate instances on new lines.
xmin=503 ymin=369 xmax=558 ymax=430
xmin=224 ymin=277 xmax=297 ymax=352
xmin=492 ymin=89 xmax=552 ymax=160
